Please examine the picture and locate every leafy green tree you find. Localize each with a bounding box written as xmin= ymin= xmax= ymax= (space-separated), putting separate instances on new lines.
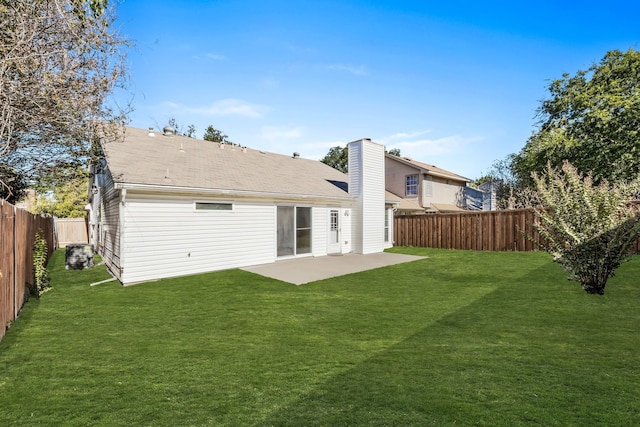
xmin=163 ymin=118 xmax=196 ymax=137
xmin=0 ymin=0 xmax=129 ymax=200
xmin=531 ymin=161 xmax=640 ymax=295
xmin=320 ymin=146 xmax=348 ymax=173
xmin=32 ymin=168 xmax=89 ymax=218
xmin=320 ymin=146 xmax=401 ymax=174
xmin=474 ymin=155 xmax=538 ymax=209
xmin=167 ymin=117 xmax=180 ymax=132
xmin=203 ymin=125 xmax=233 ymax=144
xmin=512 ymin=48 xmax=640 ymax=187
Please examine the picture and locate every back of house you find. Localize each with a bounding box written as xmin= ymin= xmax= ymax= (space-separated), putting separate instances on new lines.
xmin=88 ymin=126 xmax=394 ymax=285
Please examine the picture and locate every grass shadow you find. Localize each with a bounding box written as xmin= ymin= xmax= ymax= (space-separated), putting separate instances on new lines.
xmin=261 ymin=252 xmax=640 ymax=426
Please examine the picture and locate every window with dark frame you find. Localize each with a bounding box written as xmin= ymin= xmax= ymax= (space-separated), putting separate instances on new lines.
xmin=195 ymin=202 xmax=233 ymax=211
xmin=406 ymin=174 xmax=418 ymax=196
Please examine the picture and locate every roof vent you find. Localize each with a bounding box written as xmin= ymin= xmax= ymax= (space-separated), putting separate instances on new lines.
xmin=163 ymin=126 xmax=175 ymax=136
xmin=148 ymin=127 xmax=155 ymax=137
xmin=293 ymin=152 xmax=300 ymax=159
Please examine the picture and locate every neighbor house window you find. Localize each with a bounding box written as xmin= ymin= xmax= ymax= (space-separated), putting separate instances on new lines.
xmin=195 ymin=202 xmax=233 ymax=211
xmin=384 ymin=208 xmax=390 ymax=242
xmin=406 ymin=175 xmax=418 ymax=196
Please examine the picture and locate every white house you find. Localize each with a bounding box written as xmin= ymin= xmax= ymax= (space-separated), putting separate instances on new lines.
xmin=88 ymin=126 xmax=394 ymax=285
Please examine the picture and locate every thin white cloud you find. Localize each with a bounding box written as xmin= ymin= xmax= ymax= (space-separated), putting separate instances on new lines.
xmin=326 ymin=64 xmax=369 ymax=76
xmin=261 ymin=125 xmax=305 ymax=140
xmin=163 ymin=99 xmax=269 ymax=119
xmin=196 ymin=99 xmax=268 ymax=118
xmin=388 ymin=134 xmax=484 ymax=157
xmin=384 ymin=130 xmax=431 ymax=141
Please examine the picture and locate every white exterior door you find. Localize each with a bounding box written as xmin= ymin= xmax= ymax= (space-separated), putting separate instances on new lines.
xmin=328 ymin=209 xmax=341 ymax=254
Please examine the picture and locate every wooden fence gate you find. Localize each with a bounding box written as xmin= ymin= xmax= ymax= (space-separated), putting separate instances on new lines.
xmin=55 ymin=217 xmax=89 ymax=247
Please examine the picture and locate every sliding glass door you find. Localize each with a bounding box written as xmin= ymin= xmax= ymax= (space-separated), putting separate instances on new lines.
xmin=277 ymin=206 xmax=311 ymax=257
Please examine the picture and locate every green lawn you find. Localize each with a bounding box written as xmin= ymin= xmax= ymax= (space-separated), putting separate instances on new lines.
xmin=1 ymin=247 xmax=639 ymax=426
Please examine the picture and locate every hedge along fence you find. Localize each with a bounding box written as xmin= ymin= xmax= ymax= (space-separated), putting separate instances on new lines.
xmin=0 ymin=199 xmax=55 ymax=342
xmin=393 ymin=209 xmax=542 ymax=252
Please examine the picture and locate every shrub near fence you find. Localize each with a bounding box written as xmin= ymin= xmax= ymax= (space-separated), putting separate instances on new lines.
xmin=0 ymin=200 xmax=54 ymax=341
xmin=394 ymin=209 xmax=541 ymax=252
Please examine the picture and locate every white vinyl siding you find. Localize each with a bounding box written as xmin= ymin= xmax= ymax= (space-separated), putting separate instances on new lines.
xmin=120 ymin=194 xmax=274 ymax=284
xmin=341 ymin=209 xmax=352 ymax=253
xmin=93 ymin=168 xmax=122 ymax=281
xmin=348 ymin=141 xmax=363 ymax=253
xmin=361 ymin=141 xmax=385 ymax=254
xmin=349 ymin=139 xmax=386 ymax=255
xmin=312 ymin=207 xmax=329 ymax=257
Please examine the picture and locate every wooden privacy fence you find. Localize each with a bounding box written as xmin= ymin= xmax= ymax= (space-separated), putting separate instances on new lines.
xmin=394 ymin=209 xmax=640 ymax=253
xmin=1 ymin=200 xmax=54 ymax=342
xmin=394 ymin=209 xmax=541 ymax=251
xmin=55 ymin=217 xmax=88 ymax=246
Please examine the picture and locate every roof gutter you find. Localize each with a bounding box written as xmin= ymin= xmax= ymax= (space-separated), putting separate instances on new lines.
xmin=426 ymin=170 xmax=471 ymax=182
xmin=113 ymin=182 xmax=354 ymax=204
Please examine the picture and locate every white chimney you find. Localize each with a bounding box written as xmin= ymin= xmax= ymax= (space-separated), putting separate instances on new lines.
xmin=347 ymin=138 xmax=385 ymax=254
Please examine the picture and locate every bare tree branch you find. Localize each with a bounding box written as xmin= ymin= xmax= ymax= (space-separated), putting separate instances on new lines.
xmin=0 ymin=0 xmax=130 ymax=201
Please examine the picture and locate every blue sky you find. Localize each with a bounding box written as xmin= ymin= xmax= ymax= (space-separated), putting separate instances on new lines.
xmin=115 ymin=0 xmax=640 ymax=180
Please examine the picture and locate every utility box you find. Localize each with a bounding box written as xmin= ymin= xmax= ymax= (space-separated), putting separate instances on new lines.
xmin=65 ymin=244 xmax=94 ymax=270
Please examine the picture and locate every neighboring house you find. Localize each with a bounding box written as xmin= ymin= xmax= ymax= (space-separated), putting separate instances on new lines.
xmin=88 ymin=126 xmax=395 ymax=285
xmin=477 ymin=179 xmax=500 ymax=211
xmin=385 ymin=154 xmax=472 ymax=213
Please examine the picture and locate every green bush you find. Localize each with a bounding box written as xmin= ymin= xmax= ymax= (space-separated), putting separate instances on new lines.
xmin=32 ymin=230 xmax=51 ymax=297
xmin=532 ymin=161 xmax=640 ymax=294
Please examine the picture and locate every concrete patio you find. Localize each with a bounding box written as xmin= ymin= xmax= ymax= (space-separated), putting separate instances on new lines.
xmin=241 ymin=252 xmax=426 ymax=285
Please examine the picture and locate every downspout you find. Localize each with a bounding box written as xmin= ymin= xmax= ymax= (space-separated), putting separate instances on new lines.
xmin=119 ymin=188 xmax=127 ymax=281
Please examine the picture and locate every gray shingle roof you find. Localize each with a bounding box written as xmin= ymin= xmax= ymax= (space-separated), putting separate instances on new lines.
xmin=102 ymin=126 xmax=351 ymax=200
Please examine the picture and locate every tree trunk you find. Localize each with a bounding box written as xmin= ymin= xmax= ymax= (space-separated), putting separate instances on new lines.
xmin=581 ymin=281 xmax=606 ymax=295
